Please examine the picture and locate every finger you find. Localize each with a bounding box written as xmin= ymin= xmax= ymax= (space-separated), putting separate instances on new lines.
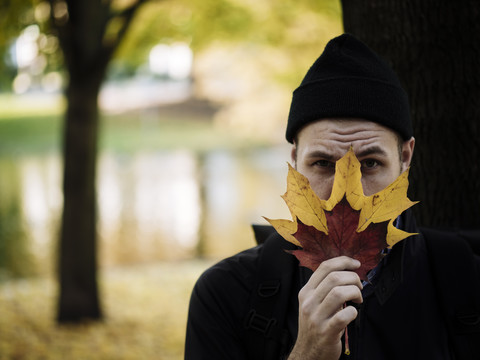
xmin=305 ymin=256 xmax=361 ymax=290
xmin=320 ymin=285 xmax=363 ymax=317
xmin=313 ymin=271 xmax=363 ymax=303
xmin=328 ymin=305 xmax=359 ymax=334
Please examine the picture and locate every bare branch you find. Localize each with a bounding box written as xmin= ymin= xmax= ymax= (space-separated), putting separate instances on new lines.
xmin=100 ymin=0 xmax=153 ymax=64
xmin=113 ymin=0 xmax=150 ymax=19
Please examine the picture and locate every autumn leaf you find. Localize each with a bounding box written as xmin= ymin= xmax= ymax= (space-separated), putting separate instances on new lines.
xmin=281 ymin=163 xmax=329 ymax=234
xmin=289 ymin=199 xmax=389 ymax=280
xmin=265 ymin=148 xmax=417 ymax=280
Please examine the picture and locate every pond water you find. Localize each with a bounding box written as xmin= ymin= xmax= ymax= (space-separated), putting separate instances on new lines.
xmin=0 ymin=145 xmax=293 ymax=276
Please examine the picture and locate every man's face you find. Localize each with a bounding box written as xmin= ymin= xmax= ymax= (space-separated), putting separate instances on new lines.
xmin=292 ymin=119 xmax=415 ymax=200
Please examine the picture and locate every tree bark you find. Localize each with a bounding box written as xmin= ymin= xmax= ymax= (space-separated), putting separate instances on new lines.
xmin=57 ymin=75 xmax=103 ymax=322
xmin=341 ymin=0 xmax=480 ymax=228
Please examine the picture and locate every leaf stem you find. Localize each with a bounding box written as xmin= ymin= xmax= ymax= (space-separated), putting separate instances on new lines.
xmin=344 ymin=326 xmax=350 ymax=355
xmin=343 ymin=303 xmax=350 ymax=355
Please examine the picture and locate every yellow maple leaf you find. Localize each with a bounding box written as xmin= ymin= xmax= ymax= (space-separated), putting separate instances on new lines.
xmin=281 ymin=163 xmax=329 ymax=234
xmin=327 ymin=148 xmax=364 ymax=211
xmin=266 ymin=147 xmax=418 ymax=268
xmin=357 ymin=170 xmax=417 ymax=232
xmin=265 ymin=218 xmax=300 ymax=246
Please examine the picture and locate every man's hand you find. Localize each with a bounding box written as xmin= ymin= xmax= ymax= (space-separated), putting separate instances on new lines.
xmin=288 ymin=257 xmax=363 ymax=360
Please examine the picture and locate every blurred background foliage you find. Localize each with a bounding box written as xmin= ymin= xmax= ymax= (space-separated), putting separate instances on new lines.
xmin=0 ymin=0 xmax=343 ymax=274
xmin=0 ymin=0 xmax=342 ymax=357
xmin=1 ymin=0 xmax=342 ymax=90
xmin=116 ymin=0 xmax=341 ymax=81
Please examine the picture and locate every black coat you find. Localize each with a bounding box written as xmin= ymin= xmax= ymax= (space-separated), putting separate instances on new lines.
xmin=185 ymin=212 xmax=480 ymax=359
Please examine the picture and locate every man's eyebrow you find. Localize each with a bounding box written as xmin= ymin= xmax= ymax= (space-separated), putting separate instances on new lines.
xmin=305 ymin=150 xmax=336 ymax=161
xmin=356 ymin=146 xmax=388 ymax=158
xmin=305 ymin=146 xmax=388 ymax=161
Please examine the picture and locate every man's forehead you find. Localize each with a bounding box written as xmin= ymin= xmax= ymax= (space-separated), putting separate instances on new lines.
xmin=296 ymin=119 xmax=398 ymax=158
xmin=298 ymin=118 xmax=396 ymax=140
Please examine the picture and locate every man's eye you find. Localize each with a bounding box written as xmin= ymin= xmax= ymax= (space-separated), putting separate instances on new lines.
xmin=314 ymin=160 xmax=335 ymax=168
xmin=361 ymin=159 xmax=379 ymax=169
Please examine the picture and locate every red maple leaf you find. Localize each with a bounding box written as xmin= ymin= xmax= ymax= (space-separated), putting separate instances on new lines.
xmin=290 ymin=197 xmax=388 ymax=280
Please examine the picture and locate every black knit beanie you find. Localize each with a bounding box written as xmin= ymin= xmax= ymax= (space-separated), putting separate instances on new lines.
xmin=286 ymin=34 xmax=412 ymax=143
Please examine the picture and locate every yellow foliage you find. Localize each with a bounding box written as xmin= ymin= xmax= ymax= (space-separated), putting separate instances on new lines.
xmin=281 ymin=163 xmax=328 ymax=234
xmin=0 ymin=261 xmax=213 ymax=360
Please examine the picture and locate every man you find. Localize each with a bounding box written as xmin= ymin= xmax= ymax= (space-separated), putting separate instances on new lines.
xmin=185 ymin=34 xmax=480 ymax=359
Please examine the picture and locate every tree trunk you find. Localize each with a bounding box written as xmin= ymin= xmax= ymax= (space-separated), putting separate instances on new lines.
xmin=341 ymin=0 xmax=480 ymax=228
xmin=57 ymin=74 xmax=103 ymax=322
xmin=50 ymin=0 xmax=145 ymax=323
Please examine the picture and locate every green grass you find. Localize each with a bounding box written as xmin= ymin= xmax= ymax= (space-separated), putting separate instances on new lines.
xmin=0 ymin=95 xmax=268 ymax=155
xmin=0 ymin=93 xmax=65 ymax=119
xmin=100 ymin=112 xmax=265 ymax=153
xmin=0 ymin=113 xmax=62 ymax=154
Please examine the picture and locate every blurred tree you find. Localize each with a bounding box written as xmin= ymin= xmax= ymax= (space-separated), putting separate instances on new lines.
xmin=341 ymin=0 xmax=480 ymax=228
xmin=46 ymin=0 xmax=152 ymax=322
